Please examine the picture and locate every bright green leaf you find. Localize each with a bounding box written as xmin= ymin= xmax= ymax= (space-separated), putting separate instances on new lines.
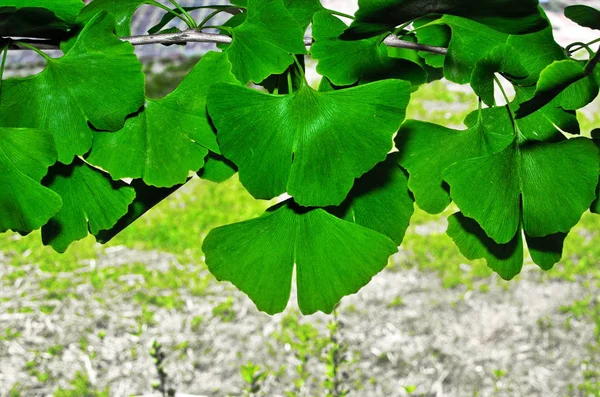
xmin=42 ymin=159 xmax=136 ymax=252
xmin=77 ymin=0 xmax=152 ymax=36
xmin=223 ymin=0 xmax=306 ymax=83
xmin=0 ymin=127 xmax=62 ymax=234
xmin=284 ymin=0 xmax=324 ymax=31
xmin=342 ymin=0 xmax=547 ymax=39
xmin=396 ymin=107 xmax=514 ymax=214
xmin=86 ymin=52 xmax=238 ymax=188
xmin=208 ymin=80 xmax=411 ymax=206
xmin=0 ymin=13 xmax=145 ymax=164
xmin=565 ymin=5 xmax=600 ymax=31
xmin=202 ymin=200 xmax=397 ymax=314
xmin=311 ymin=11 xmax=426 ymax=87
xmin=197 ymin=153 xmax=237 ymax=183
xmin=445 ymin=138 xmax=599 ymax=244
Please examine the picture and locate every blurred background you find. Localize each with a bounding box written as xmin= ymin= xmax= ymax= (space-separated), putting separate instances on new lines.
xmin=2 ymin=1 xmax=600 ymax=396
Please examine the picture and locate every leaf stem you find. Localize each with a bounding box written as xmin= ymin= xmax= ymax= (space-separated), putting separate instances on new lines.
xmin=197 ymin=9 xmax=228 ymax=30
xmin=148 ymin=0 xmax=195 ymax=28
xmin=567 ymin=37 xmax=600 ymax=55
xmin=326 ymin=9 xmax=355 ymax=20
xmin=168 ymin=0 xmax=197 ymax=28
xmin=292 ymin=55 xmax=307 ymax=85
xmin=14 ymin=41 xmax=52 ymax=61
xmin=585 ymin=45 xmax=600 ymax=75
xmin=394 ymin=21 xmax=413 ymax=36
xmin=287 ymin=69 xmax=293 ymax=94
xmin=0 ymin=45 xmax=8 ymax=96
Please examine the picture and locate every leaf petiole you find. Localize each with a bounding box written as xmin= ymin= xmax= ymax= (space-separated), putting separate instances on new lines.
xmin=326 ymin=9 xmax=355 ymax=20
xmin=0 ymin=45 xmax=7 ymax=97
xmin=167 ymin=0 xmax=197 ymax=28
xmin=14 ymin=41 xmax=51 ymax=61
xmin=148 ymin=0 xmax=195 ymax=29
xmin=292 ymin=55 xmax=307 ymax=85
xmin=197 ymin=9 xmax=229 ymax=30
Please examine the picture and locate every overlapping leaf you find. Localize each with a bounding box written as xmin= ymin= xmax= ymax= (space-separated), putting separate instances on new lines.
xmin=565 ymin=5 xmax=600 ymax=30
xmin=0 ymin=128 xmax=62 ymax=234
xmin=311 ymin=11 xmax=426 ymax=86
xmin=284 ymin=0 xmax=324 ymax=31
xmin=77 ymin=0 xmax=153 ymax=36
xmin=42 ymin=159 xmax=136 ymax=252
xmin=197 ymin=153 xmax=237 ymax=183
xmin=221 ymin=0 xmax=306 ymax=83
xmin=445 ymin=138 xmax=599 ymax=245
xmin=447 ymin=213 xmax=566 ymax=279
xmin=0 ymin=0 xmax=83 ymax=37
xmin=0 ymin=13 xmax=145 ymax=164
xmin=87 ymin=52 xmax=238 ymax=188
xmin=207 ymin=79 xmax=411 ymax=206
xmin=342 ymin=0 xmax=547 ymax=39
xmin=396 ymin=107 xmax=514 ymax=214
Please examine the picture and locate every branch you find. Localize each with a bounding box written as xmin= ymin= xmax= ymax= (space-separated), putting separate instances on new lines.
xmin=5 ymin=29 xmax=448 ymax=55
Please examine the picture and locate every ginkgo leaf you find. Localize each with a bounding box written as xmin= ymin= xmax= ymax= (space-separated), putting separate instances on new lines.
xmin=311 ymin=11 xmax=426 ymax=87
xmin=0 ymin=12 xmax=145 ymax=164
xmin=86 ymin=52 xmax=238 ymax=188
xmin=0 ymin=0 xmax=83 ymax=37
xmin=447 ymin=212 xmax=566 ymax=280
xmin=445 ymin=138 xmax=599 ymax=244
xmin=327 ymin=153 xmax=414 ymax=245
xmin=95 ymin=179 xmax=184 ymax=244
xmin=207 ymin=79 xmax=411 ymax=207
xmin=77 ymin=0 xmax=152 ymax=36
xmin=42 ymin=159 xmax=136 ymax=253
xmin=435 ymin=15 xmax=564 ymax=84
xmin=396 ymin=107 xmax=514 ymax=214
xmin=284 ymin=0 xmax=324 ymax=31
xmin=413 ymin=20 xmax=450 ymax=68
xmin=0 ymin=127 xmax=62 ymax=234
xmin=517 ymin=60 xmax=600 ymax=118
xmin=471 ymin=45 xmax=528 ymax=107
xmin=342 ymin=0 xmax=547 ymax=39
xmin=197 ymin=153 xmax=237 ymax=183
xmin=565 ymin=5 xmax=600 ymax=30
xmin=222 ymin=0 xmax=306 ymax=83
xmin=203 ymin=199 xmax=397 ymax=315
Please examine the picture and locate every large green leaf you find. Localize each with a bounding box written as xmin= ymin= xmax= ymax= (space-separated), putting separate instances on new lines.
xmin=447 ymin=212 xmax=566 ymax=280
xmin=311 ymin=11 xmax=426 ymax=87
xmin=42 ymin=159 xmax=136 ymax=252
xmin=396 ymin=107 xmax=514 ymax=214
xmin=342 ymin=0 xmax=547 ymax=39
xmin=327 ymin=154 xmax=414 ymax=245
xmin=517 ymin=60 xmax=600 ymax=118
xmin=222 ymin=0 xmax=306 ymax=83
xmin=435 ymin=15 xmax=564 ymax=84
xmin=86 ymin=52 xmax=238 ymax=188
xmin=445 ymin=138 xmax=599 ymax=244
xmin=565 ymin=5 xmax=600 ymax=31
xmin=203 ymin=200 xmax=397 ymax=315
xmin=207 ymin=80 xmax=411 ymax=206
xmin=77 ymin=0 xmax=152 ymax=36
xmin=284 ymin=0 xmax=324 ymax=31
xmin=0 ymin=13 xmax=145 ymax=164
xmin=0 ymin=0 xmax=83 ymax=37
xmin=0 ymin=128 xmax=62 ymax=234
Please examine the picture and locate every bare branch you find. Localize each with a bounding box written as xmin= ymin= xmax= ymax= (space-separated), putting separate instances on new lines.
xmin=4 ymin=29 xmax=448 ymax=55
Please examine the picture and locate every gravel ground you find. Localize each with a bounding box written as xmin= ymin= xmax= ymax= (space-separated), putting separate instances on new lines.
xmin=0 ymin=244 xmax=597 ymax=397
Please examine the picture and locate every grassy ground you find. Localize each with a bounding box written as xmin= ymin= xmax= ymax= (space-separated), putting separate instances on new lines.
xmin=1 ymin=65 xmax=600 ymax=396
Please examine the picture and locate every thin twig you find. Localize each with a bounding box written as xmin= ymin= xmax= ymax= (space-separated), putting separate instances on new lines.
xmin=4 ymin=30 xmax=448 ymax=55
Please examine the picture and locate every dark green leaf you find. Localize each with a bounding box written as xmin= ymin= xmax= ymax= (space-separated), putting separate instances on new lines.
xmin=0 ymin=0 xmax=83 ymax=37
xmin=327 ymin=154 xmax=414 ymax=244
xmin=0 ymin=128 xmax=62 ymax=234
xmin=396 ymin=107 xmax=514 ymax=214
xmin=203 ymin=200 xmax=397 ymax=315
xmin=342 ymin=0 xmax=547 ymax=39
xmin=87 ymin=52 xmax=237 ymax=187
xmin=565 ymin=5 xmax=600 ymax=30
xmin=311 ymin=11 xmax=426 ymax=86
xmin=445 ymin=138 xmax=599 ymax=244
xmin=77 ymin=0 xmax=152 ymax=36
xmin=0 ymin=13 xmax=145 ymax=164
xmin=208 ymin=80 xmax=411 ymax=206
xmin=197 ymin=153 xmax=237 ymax=183
xmin=42 ymin=159 xmax=136 ymax=252
xmin=223 ymin=0 xmax=306 ymax=83
xmin=148 ymin=6 xmax=243 ymax=34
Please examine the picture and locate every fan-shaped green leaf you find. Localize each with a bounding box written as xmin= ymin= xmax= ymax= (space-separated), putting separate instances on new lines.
xmin=197 ymin=153 xmax=237 ymax=183
xmin=77 ymin=0 xmax=158 ymax=36
xmin=0 ymin=0 xmax=83 ymax=37
xmin=222 ymin=0 xmax=306 ymax=83
xmin=342 ymin=0 xmax=547 ymax=39
xmin=311 ymin=11 xmax=426 ymax=87
xmin=565 ymin=5 xmax=600 ymax=31
xmin=207 ymin=79 xmax=411 ymax=206
xmin=0 ymin=13 xmax=145 ymax=164
xmin=203 ymin=200 xmax=397 ymax=315
xmin=445 ymin=138 xmax=599 ymax=244
xmin=0 ymin=127 xmax=62 ymax=234
xmin=42 ymin=159 xmax=136 ymax=252
xmin=285 ymin=0 xmax=324 ymax=31
xmin=86 ymin=52 xmax=238 ymax=188
xmin=327 ymin=154 xmax=414 ymax=245
xmin=396 ymin=107 xmax=514 ymax=214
